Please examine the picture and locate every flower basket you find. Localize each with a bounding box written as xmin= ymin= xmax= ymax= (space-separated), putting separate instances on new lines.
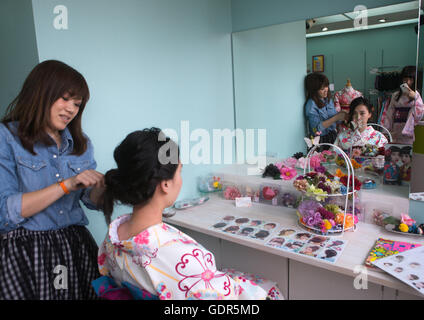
xmin=294 ymin=143 xmax=360 ymax=235
xmin=347 ymin=123 xmax=392 ymax=175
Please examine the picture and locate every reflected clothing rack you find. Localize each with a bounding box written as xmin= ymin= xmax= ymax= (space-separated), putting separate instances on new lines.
xmin=369 ymin=66 xmax=401 ymax=126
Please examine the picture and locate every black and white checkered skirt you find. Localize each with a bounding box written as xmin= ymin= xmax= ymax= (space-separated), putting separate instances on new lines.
xmin=0 ymin=225 xmax=100 ymax=300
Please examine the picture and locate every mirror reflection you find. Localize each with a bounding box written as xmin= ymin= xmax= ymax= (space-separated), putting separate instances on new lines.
xmin=232 ymin=1 xmax=421 ymax=198
xmin=410 ymin=1 xmax=424 ymax=201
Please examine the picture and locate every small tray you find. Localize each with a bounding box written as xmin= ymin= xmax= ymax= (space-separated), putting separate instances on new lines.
xmin=384 ymin=224 xmax=424 ymax=237
xmin=192 ymin=196 xmax=209 ymax=206
xmin=174 ymin=196 xmax=210 ymax=210
xmin=174 ymin=200 xmax=194 ymax=210
xmin=162 ymin=207 xmax=176 ymax=218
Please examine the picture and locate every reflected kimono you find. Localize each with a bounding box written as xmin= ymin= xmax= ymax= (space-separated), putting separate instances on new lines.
xmin=381 ymin=91 xmax=424 ymax=144
xmin=334 ymin=126 xmax=388 ymax=153
xmin=383 ymin=162 xmax=401 ymax=185
xmin=97 ymin=214 xmax=282 ymax=300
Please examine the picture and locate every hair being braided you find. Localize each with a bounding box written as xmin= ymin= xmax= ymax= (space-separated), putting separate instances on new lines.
xmin=102 ymin=128 xmax=179 ymax=225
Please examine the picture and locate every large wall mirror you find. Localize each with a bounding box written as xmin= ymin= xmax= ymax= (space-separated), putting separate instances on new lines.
xmin=410 ymin=0 xmax=424 ymax=203
xmin=232 ymin=1 xmax=422 ymax=208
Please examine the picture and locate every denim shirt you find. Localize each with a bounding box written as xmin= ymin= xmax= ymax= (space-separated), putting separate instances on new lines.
xmin=0 ymin=122 xmax=99 ymax=234
xmin=305 ymin=98 xmax=338 ymax=136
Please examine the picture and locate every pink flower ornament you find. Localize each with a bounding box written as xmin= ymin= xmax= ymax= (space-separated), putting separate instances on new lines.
xmin=283 ymin=157 xmax=298 ymax=168
xmin=224 ymin=186 xmax=241 ymax=200
xmin=309 ymin=155 xmax=321 ymax=169
xmin=296 ymin=157 xmax=307 ymax=169
xmin=280 ymin=166 xmax=297 ymax=180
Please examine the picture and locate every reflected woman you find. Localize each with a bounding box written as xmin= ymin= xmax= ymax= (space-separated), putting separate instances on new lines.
xmin=335 ymin=97 xmax=388 ymax=153
xmin=381 ymin=66 xmax=424 ymax=145
xmin=304 ymin=73 xmax=349 ymax=145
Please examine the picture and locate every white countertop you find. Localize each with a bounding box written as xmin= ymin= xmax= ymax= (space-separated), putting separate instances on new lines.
xmin=164 ymin=193 xmax=424 ymax=298
xmin=212 ymin=163 xmax=410 ymax=223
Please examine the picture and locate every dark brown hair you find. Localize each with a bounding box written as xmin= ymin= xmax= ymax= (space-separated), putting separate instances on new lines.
xmin=396 ymin=65 xmax=416 ymax=102
xmin=305 ymin=72 xmax=331 ymax=108
xmin=1 ymin=60 xmax=90 ymax=155
xmin=102 ymin=128 xmax=180 ymax=225
xmin=348 ymin=96 xmax=373 ymax=128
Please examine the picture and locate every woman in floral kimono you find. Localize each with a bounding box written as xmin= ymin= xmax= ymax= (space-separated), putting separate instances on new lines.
xmin=381 ymin=66 xmax=424 ymax=145
xmin=335 ymin=97 xmax=388 ymax=154
xmin=95 ymin=128 xmax=282 ymax=300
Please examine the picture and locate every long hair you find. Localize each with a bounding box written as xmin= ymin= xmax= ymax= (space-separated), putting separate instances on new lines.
xmin=395 ymin=65 xmax=417 ymax=102
xmin=1 ymin=60 xmax=90 ymax=155
xmin=303 ymin=72 xmax=331 ymax=136
xmin=305 ymin=72 xmax=331 ymax=108
xmin=102 ymin=128 xmax=180 ymax=225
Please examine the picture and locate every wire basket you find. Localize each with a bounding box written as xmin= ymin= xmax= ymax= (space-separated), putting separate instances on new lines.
xmin=348 ymin=123 xmax=392 ymax=171
xmin=296 ymin=143 xmax=358 ymax=236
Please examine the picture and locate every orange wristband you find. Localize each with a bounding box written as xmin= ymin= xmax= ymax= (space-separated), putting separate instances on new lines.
xmin=59 ymin=181 xmax=70 ymax=195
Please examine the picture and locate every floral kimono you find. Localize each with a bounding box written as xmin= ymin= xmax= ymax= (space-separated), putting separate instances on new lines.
xmin=381 ymin=91 xmax=424 ymax=145
xmin=97 ymin=214 xmax=282 ymax=300
xmin=383 ymin=162 xmax=401 ymax=185
xmin=333 ymin=87 xmax=362 ymax=112
xmin=334 ymin=126 xmax=388 ymax=153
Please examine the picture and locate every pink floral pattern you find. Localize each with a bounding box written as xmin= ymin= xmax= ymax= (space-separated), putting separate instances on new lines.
xmin=97 ymin=214 xmax=283 ymax=300
xmin=333 ymin=88 xmax=362 ymax=112
xmin=134 ymin=230 xmax=150 ymax=245
xmin=98 ymin=253 xmax=107 ymax=266
xmin=176 ymin=249 xmax=232 ymax=298
xmin=335 ymin=126 xmax=388 ymax=152
xmin=381 ymin=91 xmax=424 ymax=144
xmin=156 ymin=282 xmax=172 ymax=300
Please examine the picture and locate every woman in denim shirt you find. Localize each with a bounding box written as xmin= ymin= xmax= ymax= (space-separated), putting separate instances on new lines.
xmin=0 ymin=60 xmax=104 ymax=299
xmin=304 ymin=73 xmax=349 ymax=145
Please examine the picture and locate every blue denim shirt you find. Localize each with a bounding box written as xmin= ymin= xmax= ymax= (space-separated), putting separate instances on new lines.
xmin=0 ymin=122 xmax=99 ymax=233
xmin=305 ymin=98 xmax=338 ymax=136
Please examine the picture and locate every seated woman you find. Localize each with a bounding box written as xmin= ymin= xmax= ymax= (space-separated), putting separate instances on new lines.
xmin=335 ymin=97 xmax=388 ymax=155
xmin=96 ymin=128 xmax=282 ymax=300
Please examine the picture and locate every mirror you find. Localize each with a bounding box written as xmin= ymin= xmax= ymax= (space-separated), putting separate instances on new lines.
xmin=232 ymin=1 xmax=421 ymax=202
xmin=410 ymin=0 xmax=424 ymax=202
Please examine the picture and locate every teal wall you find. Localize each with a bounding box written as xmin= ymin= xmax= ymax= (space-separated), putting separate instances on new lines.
xmin=307 ymin=23 xmax=419 ymax=94
xmin=232 ymin=21 xmax=307 ymax=159
xmin=0 ymin=0 xmax=39 ymax=117
xmin=231 ymin=0 xmax=414 ymax=32
xmin=31 ymin=0 xmax=234 ymax=244
xmin=2 ymin=0 xmax=421 ymax=243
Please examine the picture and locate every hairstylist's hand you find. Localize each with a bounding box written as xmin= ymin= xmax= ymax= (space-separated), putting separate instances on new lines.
xmin=337 ymin=110 xmax=349 ymax=122
xmin=64 ymin=170 xmax=105 ymax=192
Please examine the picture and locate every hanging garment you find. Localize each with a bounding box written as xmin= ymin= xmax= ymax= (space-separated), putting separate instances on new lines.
xmin=333 ymin=86 xmax=363 ymax=112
